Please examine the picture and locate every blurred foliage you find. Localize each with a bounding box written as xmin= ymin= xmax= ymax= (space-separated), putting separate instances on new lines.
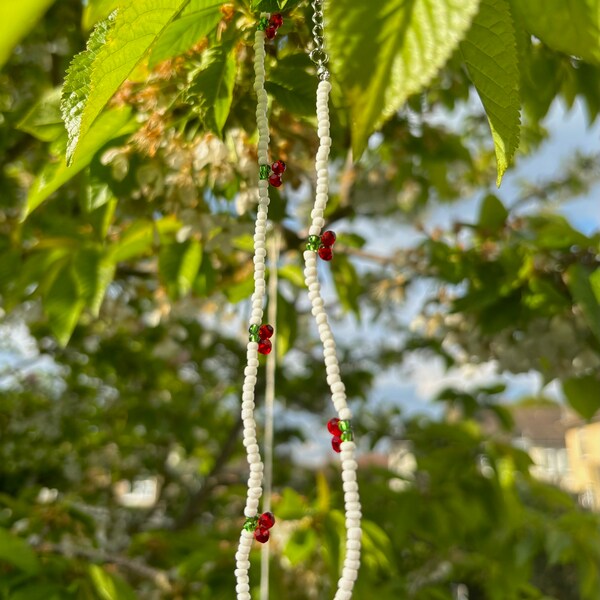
xmin=0 ymin=0 xmax=600 ymax=598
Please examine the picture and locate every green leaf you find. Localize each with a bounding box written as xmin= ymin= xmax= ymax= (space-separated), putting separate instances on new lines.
xmin=149 ymin=0 xmax=221 ymax=67
xmin=25 ymin=107 xmax=135 ymax=218
xmin=264 ymin=54 xmax=318 ymax=116
xmin=82 ymin=0 xmax=120 ymax=30
xmin=276 ymin=292 xmax=297 ymax=358
xmin=0 ymin=0 xmax=55 ymax=67
xmin=278 ymin=263 xmax=305 ymax=287
xmin=0 ymin=528 xmax=40 ymax=575
xmin=61 ymin=13 xmax=116 ymax=163
xmin=284 ymin=527 xmax=318 ymax=566
xmin=528 ymin=215 xmax=591 ymax=250
xmin=62 ymin=0 xmax=190 ymax=164
xmin=251 ymin=0 xmax=302 ymax=10
xmin=461 ymin=0 xmax=520 ymax=185
xmin=89 ymin=565 xmax=136 ymax=600
xmin=44 ymin=263 xmax=86 ymax=346
xmin=565 ymin=264 xmax=600 ymax=345
xmin=159 ymin=239 xmax=203 ymax=298
xmin=16 ymin=87 xmax=64 ymax=142
xmin=590 ymin=268 xmax=600 ymax=304
xmin=73 ymin=249 xmax=115 ymax=316
xmin=331 ymin=254 xmax=361 ymax=316
xmin=109 ymin=220 xmax=155 ymax=262
xmin=186 ymin=44 xmax=237 ymax=134
xmin=478 ymin=193 xmax=508 ymax=232
xmin=563 ymin=375 xmax=600 ymax=420
xmin=326 ymin=0 xmax=480 ymax=157
xmin=510 ymin=0 xmax=600 ymax=66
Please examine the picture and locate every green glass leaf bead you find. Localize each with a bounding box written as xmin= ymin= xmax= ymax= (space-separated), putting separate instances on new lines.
xmin=249 ymin=324 xmax=260 ymax=342
xmin=259 ymin=164 xmax=270 ymax=179
xmin=243 ymin=516 xmax=258 ymax=531
xmin=341 ymin=431 xmax=354 ymax=442
xmin=257 ymin=17 xmax=269 ymax=31
xmin=306 ymin=235 xmax=320 ymax=252
xmin=338 ymin=420 xmax=352 ymax=432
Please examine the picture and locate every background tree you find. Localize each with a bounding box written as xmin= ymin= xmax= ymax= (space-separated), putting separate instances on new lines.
xmin=0 ymin=0 xmax=600 ymax=598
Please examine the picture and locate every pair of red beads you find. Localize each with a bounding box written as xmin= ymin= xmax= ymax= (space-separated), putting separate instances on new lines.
xmin=244 ymin=511 xmax=276 ymax=543
xmin=319 ymin=230 xmax=336 ymax=261
xmin=269 ymin=160 xmax=286 ymax=188
xmin=327 ymin=418 xmax=353 ymax=453
xmin=265 ymin=13 xmax=283 ymax=40
xmin=307 ymin=230 xmax=336 ymax=261
xmin=249 ymin=323 xmax=273 ymax=354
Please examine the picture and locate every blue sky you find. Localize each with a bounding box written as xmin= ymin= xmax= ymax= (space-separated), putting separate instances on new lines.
xmin=370 ymin=99 xmax=599 ymax=417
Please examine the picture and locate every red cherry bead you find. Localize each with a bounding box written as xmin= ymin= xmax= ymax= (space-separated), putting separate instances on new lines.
xmin=270 ymin=13 xmax=283 ymax=28
xmin=331 ymin=436 xmax=342 ymax=453
xmin=259 ymin=324 xmax=274 ymax=339
xmin=271 ymin=160 xmax=286 ymax=175
xmin=258 ymin=339 xmax=272 ymax=355
xmin=318 ymin=245 xmax=333 ymax=261
xmin=268 ymin=173 xmax=282 ymax=187
xmin=320 ymin=230 xmax=336 ymax=247
xmin=327 ymin=418 xmax=341 ymax=436
xmin=265 ymin=25 xmax=277 ymax=40
xmin=254 ymin=527 xmax=270 ymax=543
xmin=258 ymin=511 xmax=276 ymax=529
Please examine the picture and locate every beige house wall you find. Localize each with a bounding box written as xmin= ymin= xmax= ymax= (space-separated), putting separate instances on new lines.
xmin=565 ymin=422 xmax=600 ymax=509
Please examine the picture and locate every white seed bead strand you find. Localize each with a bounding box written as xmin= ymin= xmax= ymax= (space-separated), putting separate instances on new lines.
xmin=303 ymin=79 xmax=362 ymax=598
xmin=236 ymin=16 xmax=271 ymax=599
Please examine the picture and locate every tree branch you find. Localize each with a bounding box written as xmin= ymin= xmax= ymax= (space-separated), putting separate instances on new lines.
xmin=173 ymin=417 xmax=243 ymax=530
xmin=36 ymin=541 xmax=173 ymax=592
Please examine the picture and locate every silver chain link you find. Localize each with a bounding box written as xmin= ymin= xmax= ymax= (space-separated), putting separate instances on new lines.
xmin=309 ymin=0 xmax=330 ymax=80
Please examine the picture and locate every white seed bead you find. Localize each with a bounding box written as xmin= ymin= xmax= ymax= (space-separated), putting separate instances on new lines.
xmin=346 ymin=549 xmax=361 ymax=562
xmin=339 ymin=408 xmax=352 ymax=420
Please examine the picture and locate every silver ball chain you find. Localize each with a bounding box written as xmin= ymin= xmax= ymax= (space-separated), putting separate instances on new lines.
xmin=309 ymin=0 xmax=330 ymax=80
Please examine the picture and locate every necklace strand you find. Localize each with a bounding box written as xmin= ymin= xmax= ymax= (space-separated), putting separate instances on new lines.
xmin=234 ymin=15 xmax=271 ymax=599
xmin=305 ymin=1 xmax=362 ymax=596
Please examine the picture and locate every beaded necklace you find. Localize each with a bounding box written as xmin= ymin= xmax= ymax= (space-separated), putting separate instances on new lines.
xmin=234 ymin=4 xmax=362 ymax=598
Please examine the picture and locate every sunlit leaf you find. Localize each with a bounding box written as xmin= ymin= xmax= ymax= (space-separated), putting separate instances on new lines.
xmin=187 ymin=43 xmax=237 ymax=134
xmin=461 ymin=0 xmax=521 ymax=185
xmin=159 ymin=239 xmax=203 ymax=298
xmin=0 ymin=0 xmax=55 ymax=67
xmin=149 ymin=0 xmax=221 ymax=67
xmin=109 ymin=220 xmax=155 ymax=262
xmin=62 ymin=0 xmax=190 ymax=163
xmin=89 ymin=565 xmax=136 ymax=600
xmin=25 ymin=107 xmax=135 ymax=218
xmin=510 ymin=0 xmax=600 ymax=66
xmin=327 ymin=0 xmax=480 ymax=157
